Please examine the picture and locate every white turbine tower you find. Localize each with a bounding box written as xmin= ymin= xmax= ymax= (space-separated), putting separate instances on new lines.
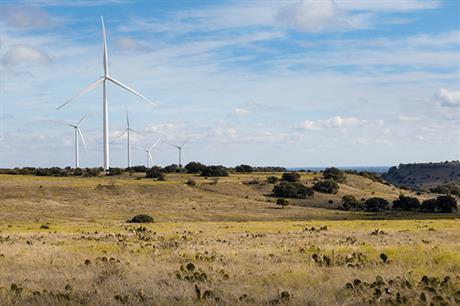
xmin=110 ymin=109 xmax=140 ymax=168
xmin=50 ymin=116 xmax=88 ymax=168
xmin=57 ymin=16 xmax=155 ymax=170
xmin=165 ymin=139 xmax=189 ymax=168
xmin=137 ymin=139 xmax=161 ymax=168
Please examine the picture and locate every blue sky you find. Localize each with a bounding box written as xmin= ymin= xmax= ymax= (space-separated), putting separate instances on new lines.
xmin=0 ymin=0 xmax=459 ymax=168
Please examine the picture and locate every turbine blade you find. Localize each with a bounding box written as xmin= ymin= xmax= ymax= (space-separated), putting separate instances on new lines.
xmin=77 ymin=114 xmax=87 ymax=126
xmin=163 ymin=141 xmax=180 ymax=149
xmin=77 ymin=127 xmax=88 ymax=152
xmin=149 ymin=152 xmax=153 ymax=165
xmin=101 ymin=16 xmax=109 ymax=76
xmin=107 ymin=77 xmax=156 ymax=106
xmin=181 ymin=138 xmax=190 ymax=147
xmin=149 ymin=138 xmax=161 ymax=151
xmin=110 ymin=129 xmax=128 ymax=144
xmin=125 ymin=107 xmax=130 ymax=128
xmin=49 ymin=120 xmax=75 ymax=128
xmin=133 ymin=145 xmax=145 ymax=151
xmin=57 ymin=77 xmax=104 ymax=110
xmin=130 ymin=128 xmax=143 ymax=136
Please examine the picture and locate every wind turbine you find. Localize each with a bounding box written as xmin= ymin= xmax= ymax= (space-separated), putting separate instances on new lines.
xmin=165 ymin=139 xmax=189 ymax=168
xmin=50 ymin=116 xmax=88 ymax=168
xmin=137 ymin=139 xmax=161 ymax=168
xmin=110 ymin=109 xmax=140 ymax=168
xmin=57 ymin=16 xmax=155 ymax=170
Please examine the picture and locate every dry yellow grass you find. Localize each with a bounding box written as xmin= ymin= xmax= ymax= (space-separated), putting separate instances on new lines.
xmin=0 ymin=173 xmax=458 ymax=305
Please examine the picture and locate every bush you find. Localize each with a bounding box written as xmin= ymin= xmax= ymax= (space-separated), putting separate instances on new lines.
xmin=313 ymin=179 xmax=339 ymax=194
xmin=186 ymin=178 xmax=197 ymax=186
xmin=323 ymin=167 xmax=346 ymax=183
xmin=341 ymin=195 xmax=362 ymax=210
xmin=273 ymin=182 xmax=314 ymax=199
xmin=127 ymin=214 xmax=154 ymax=223
xmin=436 ymin=195 xmax=457 ymax=212
xmin=131 ymin=165 xmax=147 ymax=173
xmin=392 ymin=195 xmax=420 ymax=211
xmin=107 ymin=167 xmax=123 ymax=176
xmin=281 ymin=172 xmax=300 ymax=182
xmin=200 ymin=166 xmax=229 ymax=177
xmin=364 ymin=197 xmax=390 ymax=212
xmin=420 ymin=199 xmax=438 ymax=212
xmin=421 ymin=195 xmax=457 ymax=213
xmin=146 ymin=166 xmax=163 ymax=179
xmin=83 ymin=168 xmax=101 ymax=177
xmin=73 ymin=168 xmax=83 ymax=176
xmin=164 ymin=164 xmax=180 ymax=173
xmin=185 ymin=162 xmax=207 ymax=174
xmin=266 ymin=176 xmax=279 ymax=184
xmin=430 ymin=183 xmax=460 ymax=196
xmin=276 ymin=198 xmax=289 ymax=208
xmin=235 ymin=164 xmax=253 ymax=173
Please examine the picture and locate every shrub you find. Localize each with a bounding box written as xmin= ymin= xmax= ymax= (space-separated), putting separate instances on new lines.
xmin=127 ymin=214 xmax=154 ymax=223
xmin=73 ymin=168 xmax=83 ymax=176
xmin=131 ymin=165 xmax=147 ymax=173
xmin=430 ymin=183 xmax=460 ymax=196
xmin=421 ymin=195 xmax=457 ymax=213
xmin=364 ymin=197 xmax=390 ymax=212
xmin=235 ymin=164 xmax=253 ymax=173
xmin=185 ymin=162 xmax=207 ymax=174
xmin=436 ymin=195 xmax=457 ymax=212
xmin=266 ymin=176 xmax=279 ymax=184
xmin=107 ymin=167 xmax=123 ymax=176
xmin=83 ymin=168 xmax=101 ymax=177
xmin=273 ymin=182 xmax=314 ymax=199
xmin=281 ymin=172 xmax=300 ymax=182
xmin=392 ymin=195 xmax=420 ymax=211
xmin=200 ymin=166 xmax=229 ymax=177
xmin=186 ymin=178 xmax=197 ymax=186
xmin=313 ymin=179 xmax=339 ymax=194
xmin=146 ymin=166 xmax=163 ymax=179
xmin=341 ymin=195 xmax=362 ymax=210
xmin=276 ymin=198 xmax=289 ymax=208
xmin=420 ymin=199 xmax=438 ymax=212
xmin=164 ymin=164 xmax=180 ymax=173
xmin=323 ymin=167 xmax=346 ymax=183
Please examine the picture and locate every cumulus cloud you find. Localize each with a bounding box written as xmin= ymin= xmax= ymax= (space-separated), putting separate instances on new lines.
xmin=144 ymin=123 xmax=178 ymax=134
xmin=233 ymin=108 xmax=250 ymax=116
xmin=300 ymin=116 xmax=383 ymax=130
xmin=434 ymin=88 xmax=460 ymax=107
xmin=277 ymin=0 xmax=370 ymax=33
xmin=2 ymin=45 xmax=50 ymax=67
xmin=114 ymin=37 xmax=140 ymax=51
xmin=0 ymin=6 xmax=50 ymax=28
xmin=396 ymin=115 xmax=420 ymax=122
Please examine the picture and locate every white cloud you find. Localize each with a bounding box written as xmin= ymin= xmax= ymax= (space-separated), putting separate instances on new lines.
xmin=114 ymin=37 xmax=140 ymax=51
xmin=0 ymin=6 xmax=50 ymax=28
xmin=435 ymin=88 xmax=460 ymax=107
xmin=233 ymin=108 xmax=250 ymax=116
xmin=300 ymin=116 xmax=383 ymax=130
xmin=336 ymin=0 xmax=440 ymax=12
xmin=396 ymin=115 xmax=420 ymax=122
xmin=2 ymin=45 xmax=50 ymax=67
xmin=300 ymin=120 xmax=320 ymax=130
xmin=277 ymin=0 xmax=370 ymax=33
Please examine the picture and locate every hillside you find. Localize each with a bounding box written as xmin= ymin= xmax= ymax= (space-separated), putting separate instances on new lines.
xmin=0 ymin=172 xmax=458 ymax=305
xmin=382 ymin=161 xmax=460 ymax=189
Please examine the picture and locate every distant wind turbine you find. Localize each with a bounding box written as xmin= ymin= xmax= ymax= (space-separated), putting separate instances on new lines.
xmin=137 ymin=139 xmax=161 ymax=168
xmin=57 ymin=16 xmax=155 ymax=170
xmin=165 ymin=139 xmax=190 ymax=168
xmin=110 ymin=109 xmax=140 ymax=168
xmin=50 ymin=116 xmax=87 ymax=168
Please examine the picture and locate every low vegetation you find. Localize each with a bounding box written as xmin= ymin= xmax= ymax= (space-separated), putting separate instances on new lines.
xmin=273 ymin=181 xmax=314 ymax=199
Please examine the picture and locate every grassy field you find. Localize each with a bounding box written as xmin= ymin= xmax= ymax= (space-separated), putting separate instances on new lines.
xmin=0 ymin=173 xmax=459 ymax=305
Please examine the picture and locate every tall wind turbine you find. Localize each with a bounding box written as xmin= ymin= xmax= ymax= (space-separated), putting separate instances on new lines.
xmin=165 ymin=139 xmax=189 ymax=168
xmin=137 ymin=139 xmax=161 ymax=168
xmin=50 ymin=116 xmax=88 ymax=168
xmin=110 ymin=109 xmax=140 ymax=168
xmin=57 ymin=16 xmax=155 ymax=170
